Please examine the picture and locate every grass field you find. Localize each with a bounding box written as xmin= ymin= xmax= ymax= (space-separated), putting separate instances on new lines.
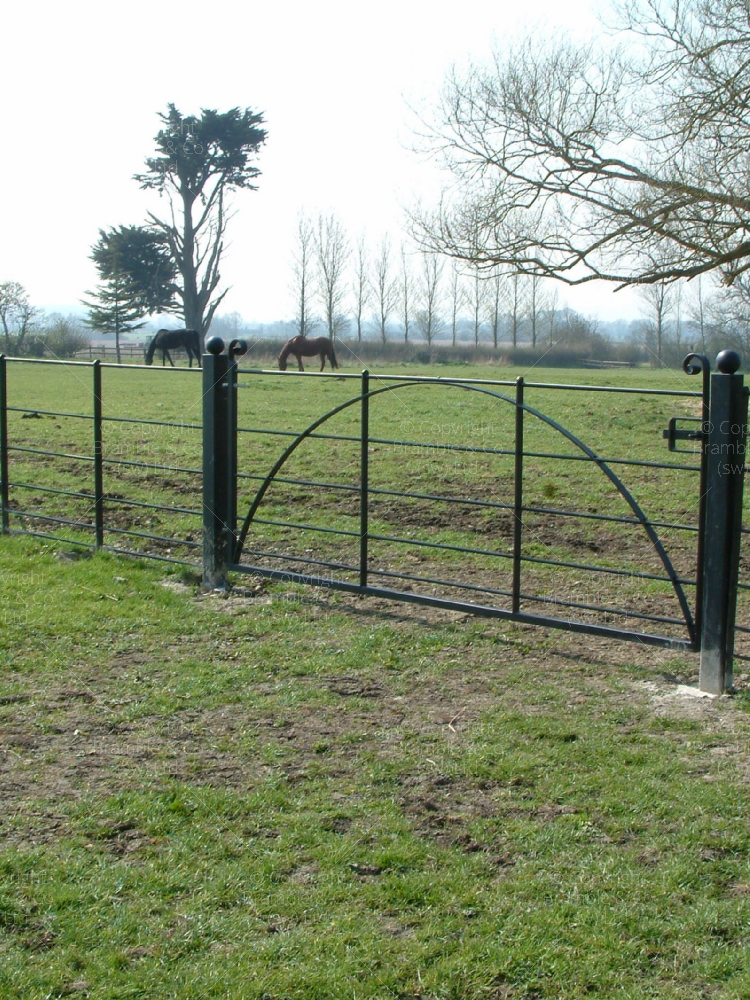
xmin=2 ymin=536 xmax=750 ymax=999
xmin=1 ymin=357 xmax=750 ymax=997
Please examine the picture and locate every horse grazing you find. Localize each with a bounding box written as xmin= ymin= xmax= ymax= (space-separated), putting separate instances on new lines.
xmin=145 ymin=329 xmax=202 ymax=368
xmin=278 ymin=335 xmax=338 ymax=372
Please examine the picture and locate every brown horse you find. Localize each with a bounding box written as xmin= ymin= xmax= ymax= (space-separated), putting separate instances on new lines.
xmin=145 ymin=329 xmax=202 ymax=367
xmin=278 ymin=335 xmax=338 ymax=372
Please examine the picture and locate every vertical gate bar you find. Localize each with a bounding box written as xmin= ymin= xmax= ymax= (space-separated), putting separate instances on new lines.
xmin=693 ymin=358 xmax=711 ymax=645
xmin=512 ymin=376 xmax=524 ymax=613
xmin=202 ymin=344 xmax=231 ymax=590
xmin=93 ymin=360 xmax=104 ymax=548
xmin=700 ymin=353 xmax=748 ymax=693
xmin=0 ymin=356 xmax=9 ymax=534
xmin=227 ymin=355 xmax=238 ymax=553
xmin=360 ymin=369 xmax=369 ymax=588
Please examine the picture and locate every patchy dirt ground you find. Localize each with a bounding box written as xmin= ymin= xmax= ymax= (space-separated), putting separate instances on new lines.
xmin=2 ymin=583 xmax=748 ymax=858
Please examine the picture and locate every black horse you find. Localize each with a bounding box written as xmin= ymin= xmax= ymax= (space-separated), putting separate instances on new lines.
xmin=278 ymin=335 xmax=338 ymax=372
xmin=145 ymin=329 xmax=202 ymax=367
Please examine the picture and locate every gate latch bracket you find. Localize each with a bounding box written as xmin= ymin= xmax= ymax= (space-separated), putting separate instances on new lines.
xmin=663 ymin=416 xmax=704 ymax=452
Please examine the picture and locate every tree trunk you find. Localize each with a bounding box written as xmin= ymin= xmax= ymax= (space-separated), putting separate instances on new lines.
xmin=181 ymin=190 xmax=202 ymax=335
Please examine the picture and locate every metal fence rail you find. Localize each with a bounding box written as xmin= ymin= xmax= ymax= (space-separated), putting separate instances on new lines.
xmin=0 ymin=355 xmax=203 ymax=567
xmin=226 ymin=369 xmax=697 ymax=640
xmin=2 ymin=346 xmax=747 ymax=694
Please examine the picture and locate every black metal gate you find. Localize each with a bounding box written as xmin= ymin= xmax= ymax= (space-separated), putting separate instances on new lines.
xmin=200 ymin=341 xmax=748 ymax=695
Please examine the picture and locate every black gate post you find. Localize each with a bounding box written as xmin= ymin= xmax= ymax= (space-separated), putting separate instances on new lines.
xmin=202 ymin=337 xmax=233 ymax=590
xmin=512 ymin=376 xmax=524 ymax=613
xmin=360 ymin=369 xmax=369 ymax=588
xmin=700 ymin=350 xmax=748 ymax=694
xmin=92 ymin=360 xmax=104 ymax=548
xmin=0 ymin=356 xmax=9 ymax=535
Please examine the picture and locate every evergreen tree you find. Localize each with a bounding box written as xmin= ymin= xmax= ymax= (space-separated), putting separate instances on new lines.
xmin=84 ymin=226 xmax=177 ymax=362
xmin=136 ymin=105 xmax=266 ymax=335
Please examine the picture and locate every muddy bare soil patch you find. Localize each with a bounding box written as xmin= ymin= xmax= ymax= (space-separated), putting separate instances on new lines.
xmin=3 ymin=584 xmax=747 ymax=854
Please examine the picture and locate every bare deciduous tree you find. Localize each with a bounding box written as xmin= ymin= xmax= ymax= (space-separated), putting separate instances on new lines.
xmin=416 ymin=1 xmax=750 ymax=290
xmin=506 ymin=273 xmax=526 ymax=348
xmin=373 ymin=237 xmax=397 ymax=344
xmin=291 ymin=215 xmax=317 ymax=338
xmin=447 ymin=263 xmax=464 ymax=347
xmin=688 ymin=275 xmax=709 ymax=354
xmin=315 ymin=213 xmax=349 ymax=340
xmin=468 ymin=267 xmax=487 ymax=347
xmin=528 ymin=276 xmax=543 ymax=348
xmin=546 ymin=286 xmax=559 ymax=345
xmin=416 ymin=253 xmax=444 ymax=346
xmin=353 ymin=236 xmax=370 ymax=343
xmin=488 ymin=272 xmax=502 ymax=349
xmin=399 ymin=245 xmax=414 ymax=343
xmin=0 ymin=282 xmax=39 ymax=353
xmin=639 ymin=281 xmax=673 ymax=366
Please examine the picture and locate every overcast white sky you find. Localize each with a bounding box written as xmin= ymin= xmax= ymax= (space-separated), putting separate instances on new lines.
xmin=0 ymin=0 xmax=644 ymax=325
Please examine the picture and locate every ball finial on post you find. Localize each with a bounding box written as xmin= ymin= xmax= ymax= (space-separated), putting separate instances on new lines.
xmin=205 ymin=336 xmax=225 ymax=356
xmin=716 ymin=349 xmax=741 ymax=374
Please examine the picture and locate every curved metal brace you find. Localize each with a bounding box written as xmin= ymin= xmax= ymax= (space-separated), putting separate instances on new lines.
xmin=234 ymin=379 xmax=696 ymax=643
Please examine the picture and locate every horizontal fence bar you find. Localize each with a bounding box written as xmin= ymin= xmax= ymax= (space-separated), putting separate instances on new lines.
xmin=8 ymin=445 xmax=94 ymax=463
xmin=100 ymin=415 xmax=202 ymax=430
xmin=100 ymin=363 xmax=201 ymax=373
xmin=103 ymin=526 xmax=201 ymax=548
xmin=0 ymin=354 xmax=704 ymax=395
xmin=8 ymin=406 xmax=202 ymax=432
xmin=238 ymin=473 xmax=699 ymax=533
xmin=11 ymin=530 xmax=202 ymax=569
xmin=103 ymin=545 xmax=200 ymax=567
xmin=230 ymin=562 xmax=693 ymax=651
xmin=250 ymin=514 xmax=694 ymax=585
xmin=101 ymin=457 xmax=202 ymax=475
xmin=7 ymin=510 xmax=96 ymax=530
xmin=103 ymin=496 xmax=202 ymax=517
xmin=3 ymin=357 xmax=96 ymax=368
xmin=8 ymin=529 xmax=97 ymax=547
xmin=240 ymin=548 xmax=688 ymax=629
xmin=8 ymin=407 xmax=92 ymax=420
xmin=9 ymin=482 xmax=96 ymax=501
xmin=235 ymin=424 xmax=701 ymax=474
xmin=235 ymin=366 xmax=700 ymax=396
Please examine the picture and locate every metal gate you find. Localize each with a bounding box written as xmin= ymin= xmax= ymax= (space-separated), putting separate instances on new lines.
xmin=200 ymin=341 xmax=748 ymax=695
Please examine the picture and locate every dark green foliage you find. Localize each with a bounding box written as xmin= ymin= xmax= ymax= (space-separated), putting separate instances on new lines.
xmin=84 ymin=226 xmax=177 ymax=331
xmin=135 ymin=104 xmax=267 ymax=335
xmin=84 ymin=225 xmax=178 ymax=362
xmin=137 ymin=104 xmax=266 ymax=196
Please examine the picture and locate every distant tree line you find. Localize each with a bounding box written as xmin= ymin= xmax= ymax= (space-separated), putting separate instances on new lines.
xmin=281 ymin=211 xmax=750 ymax=365
xmin=288 ymin=211 xmax=571 ymax=348
xmin=0 ymin=282 xmax=89 ymax=357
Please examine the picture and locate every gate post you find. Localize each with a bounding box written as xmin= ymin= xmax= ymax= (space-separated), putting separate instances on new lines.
xmin=700 ymin=350 xmax=748 ymax=694
xmin=202 ymin=337 xmax=233 ymax=590
xmin=0 ymin=356 xmax=9 ymax=535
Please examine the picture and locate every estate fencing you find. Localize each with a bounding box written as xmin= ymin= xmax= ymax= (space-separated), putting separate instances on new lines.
xmin=72 ymin=344 xmax=149 ymax=361
xmin=1 ymin=345 xmax=747 ymax=694
xmin=0 ymin=356 xmax=204 ymax=568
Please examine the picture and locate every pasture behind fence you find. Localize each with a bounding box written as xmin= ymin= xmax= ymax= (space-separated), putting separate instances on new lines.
xmin=1 ymin=348 xmax=747 ymax=693
xmin=0 ymin=356 xmax=204 ymax=566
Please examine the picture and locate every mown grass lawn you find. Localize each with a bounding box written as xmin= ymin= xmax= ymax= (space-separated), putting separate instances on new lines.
xmin=2 ymin=535 xmax=750 ymax=999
